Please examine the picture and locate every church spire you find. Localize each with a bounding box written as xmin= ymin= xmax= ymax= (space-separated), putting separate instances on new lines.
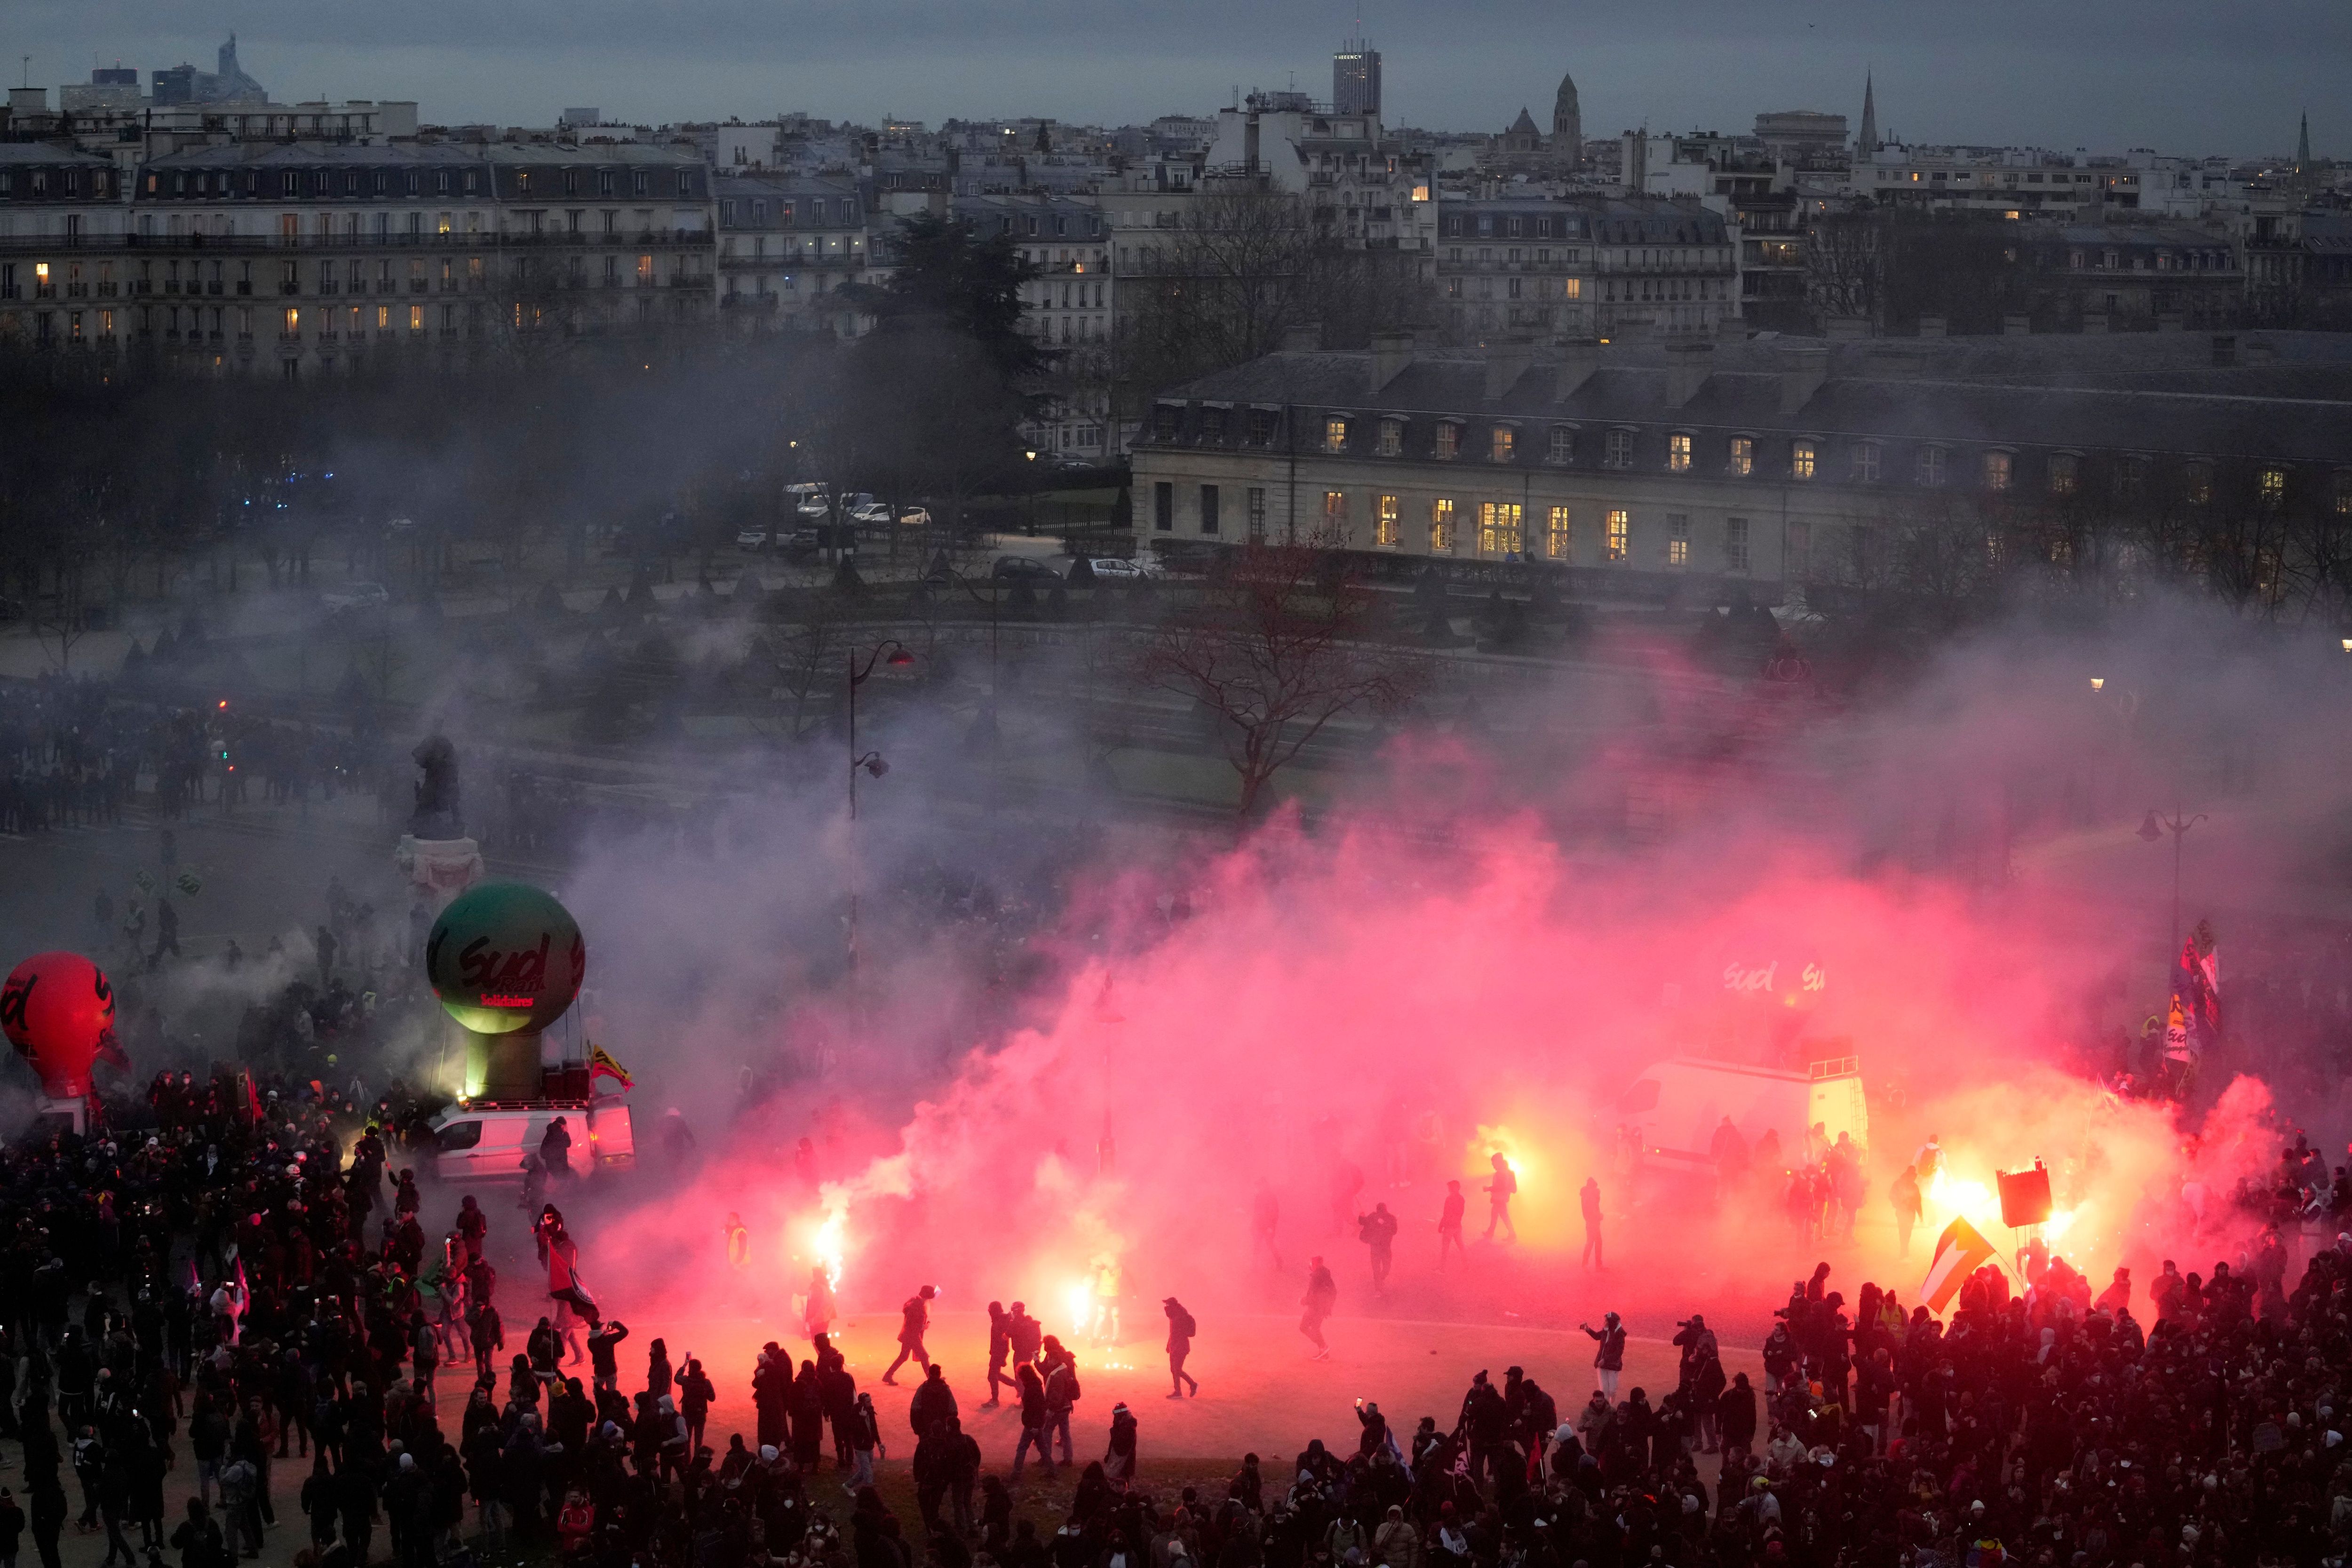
xmin=2298 ymin=109 xmax=2311 ymax=170
xmin=1858 ymin=71 xmax=1877 ymax=157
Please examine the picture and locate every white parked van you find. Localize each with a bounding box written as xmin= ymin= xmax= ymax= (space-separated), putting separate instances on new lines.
xmin=429 ymin=1100 xmax=636 ymax=1185
xmin=1615 ymin=1056 xmax=1867 ymax=1171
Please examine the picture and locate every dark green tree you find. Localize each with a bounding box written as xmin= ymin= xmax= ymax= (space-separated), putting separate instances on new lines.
xmin=854 ymin=213 xmax=1041 ymax=379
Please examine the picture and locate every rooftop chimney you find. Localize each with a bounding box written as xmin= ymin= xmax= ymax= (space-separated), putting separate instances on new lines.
xmin=1485 ymin=342 xmax=1533 ymax=400
xmin=1244 ymin=111 xmax=1261 ymax=178
xmin=1663 ymin=338 xmax=1714 ymax=407
xmin=1776 ymin=343 xmax=1830 ymax=414
xmin=1553 ymin=338 xmax=1602 ymax=402
xmin=1371 ymin=329 xmax=1415 ymax=392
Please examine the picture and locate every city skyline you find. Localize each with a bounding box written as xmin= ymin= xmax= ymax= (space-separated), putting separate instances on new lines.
xmin=15 ymin=0 xmax=2341 ymax=158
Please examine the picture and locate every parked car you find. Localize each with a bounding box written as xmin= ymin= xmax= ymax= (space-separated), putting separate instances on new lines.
xmin=992 ymin=556 xmax=1063 ymax=583
xmin=794 ymin=488 xmax=834 ymax=519
xmin=1082 ymin=557 xmax=1163 ymax=584
xmin=321 ymin=582 xmax=392 ymax=611
xmin=847 ymin=501 xmax=892 ymax=526
xmin=781 ymin=527 xmax=823 ymax=559
xmin=896 ymin=508 xmax=934 ymax=529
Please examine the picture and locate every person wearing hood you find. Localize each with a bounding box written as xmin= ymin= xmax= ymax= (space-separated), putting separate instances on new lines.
xmin=1580 ymin=1313 xmax=1626 ymax=1399
xmin=1103 ymin=1402 xmax=1137 ymax=1488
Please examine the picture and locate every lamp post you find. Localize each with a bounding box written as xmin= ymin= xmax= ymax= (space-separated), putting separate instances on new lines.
xmin=2137 ymin=806 xmax=2206 ymax=957
xmin=846 ymin=639 xmax=912 ymax=985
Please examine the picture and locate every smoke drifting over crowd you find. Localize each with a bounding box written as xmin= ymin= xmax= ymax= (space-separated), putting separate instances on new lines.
xmin=532 ymin=595 xmax=2352 ymax=1340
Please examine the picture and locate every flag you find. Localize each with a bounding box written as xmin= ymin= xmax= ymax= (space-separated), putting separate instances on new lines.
xmin=588 ymin=1042 xmax=633 ymax=1089
xmin=175 ymin=870 xmax=203 ymax=897
xmin=1921 ymin=1216 xmax=1997 ymax=1313
xmin=2177 ymin=923 xmax=2221 ymax=1035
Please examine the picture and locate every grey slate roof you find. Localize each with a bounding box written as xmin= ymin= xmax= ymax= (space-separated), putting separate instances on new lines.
xmin=1151 ymin=335 xmax=2352 ymax=464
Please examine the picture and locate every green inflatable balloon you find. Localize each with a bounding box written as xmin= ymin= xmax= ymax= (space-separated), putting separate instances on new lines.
xmin=426 ymin=882 xmax=585 ymax=1035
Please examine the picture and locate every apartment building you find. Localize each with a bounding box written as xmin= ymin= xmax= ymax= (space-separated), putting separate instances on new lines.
xmin=715 ymin=172 xmax=881 ymax=335
xmin=0 ymin=139 xmax=715 ymax=371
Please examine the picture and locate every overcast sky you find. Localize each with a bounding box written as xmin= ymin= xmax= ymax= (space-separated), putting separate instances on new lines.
xmin=16 ymin=0 xmax=2341 ymax=158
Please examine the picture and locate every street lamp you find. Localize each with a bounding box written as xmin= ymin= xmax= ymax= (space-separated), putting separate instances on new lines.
xmin=2137 ymin=806 xmax=2207 ymax=957
xmin=845 ymin=639 xmax=914 ymax=986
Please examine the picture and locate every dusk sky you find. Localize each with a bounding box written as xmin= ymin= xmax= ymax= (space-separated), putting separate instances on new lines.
xmin=17 ymin=0 xmax=2342 ymax=157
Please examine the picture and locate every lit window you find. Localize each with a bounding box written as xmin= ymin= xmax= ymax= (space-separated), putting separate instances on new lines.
xmin=1324 ymin=417 xmax=1349 ymax=454
xmin=283 ymin=307 xmax=299 ymax=334
xmin=1430 ymin=498 xmax=1457 ymax=552
xmin=1791 ymin=441 xmax=1815 ymax=481
xmin=1728 ymin=436 xmax=1754 ymax=477
xmin=1725 ymin=517 xmax=1750 ymax=573
xmin=1606 ymin=509 xmax=1630 ymax=562
xmin=1546 ymin=505 xmax=1572 ymax=561
xmin=1436 ymin=422 xmax=1460 ymax=460
xmin=1667 ymin=514 xmax=1689 ymax=566
xmin=1850 ymin=441 xmax=1880 ymax=483
xmin=1547 ymin=426 xmax=1574 ymax=464
xmin=2049 ymin=453 xmax=2080 ymax=496
xmin=409 ymin=304 xmax=423 ymax=331
xmin=1324 ymin=490 xmax=1349 ymax=533
xmin=1490 ymin=427 xmax=1515 ymax=463
xmin=1479 ymin=501 xmax=1523 ymax=557
xmin=1377 ymin=418 xmax=1402 ymax=457
xmin=1604 ymin=429 xmax=1633 ymax=469
xmin=1668 ymin=433 xmax=1692 ymax=473
xmin=2183 ymin=462 xmax=2211 ymax=505
xmin=2335 ymin=471 xmax=2352 ymax=516
xmin=2257 ymin=466 xmax=2286 ymax=506
xmin=1983 ymin=451 xmax=2013 ymax=491
xmin=1376 ymin=494 xmax=1401 ymax=548
xmin=1916 ymin=446 xmax=1947 ymax=486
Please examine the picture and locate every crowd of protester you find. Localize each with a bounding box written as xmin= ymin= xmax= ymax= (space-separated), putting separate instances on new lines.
xmin=4 ymin=1064 xmax=2351 ymax=1568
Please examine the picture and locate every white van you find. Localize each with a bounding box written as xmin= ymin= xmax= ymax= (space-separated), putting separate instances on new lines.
xmin=429 ymin=1101 xmax=636 ymax=1185
xmin=1614 ymin=1056 xmax=1867 ymax=1171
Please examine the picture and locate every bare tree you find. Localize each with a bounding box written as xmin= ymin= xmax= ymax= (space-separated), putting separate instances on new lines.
xmin=1138 ymin=540 xmax=1426 ymax=818
xmin=1113 ymin=185 xmax=1437 ymax=418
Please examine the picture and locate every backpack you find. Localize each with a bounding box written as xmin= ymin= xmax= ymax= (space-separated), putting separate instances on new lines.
xmin=1060 ymin=1364 xmax=1082 ymax=1402
xmin=1174 ymin=1308 xmax=1198 ymax=1340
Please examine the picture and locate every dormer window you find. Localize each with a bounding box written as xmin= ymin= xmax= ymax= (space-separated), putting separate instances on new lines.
xmin=1152 ymin=405 xmax=1180 ymax=443
xmin=1547 ymin=426 xmax=1575 ymax=465
xmin=2048 ymin=452 xmax=2079 ymax=496
xmin=2334 ymin=470 xmax=2352 ymax=516
xmin=1790 ymin=440 xmax=1816 ymax=481
xmin=1490 ymin=427 xmax=1515 ymax=463
xmin=1323 ymin=416 xmax=1349 ymax=454
xmin=1983 ymin=450 xmax=2014 ymax=492
xmin=1603 ymin=429 xmax=1634 ymax=470
xmin=1668 ymin=433 xmax=1692 ymax=473
xmin=1850 ymin=441 xmax=1880 ymax=483
xmin=1377 ymin=418 xmax=1403 ymax=457
xmin=1916 ymin=446 xmax=1947 ymax=487
xmin=2257 ymin=465 xmax=2286 ymax=507
xmin=1728 ymin=436 xmax=1754 ymax=477
xmin=1248 ymin=409 xmax=1277 ymax=446
xmin=1436 ymin=422 xmax=1461 ymax=460
xmin=1201 ymin=408 xmax=1226 ymax=445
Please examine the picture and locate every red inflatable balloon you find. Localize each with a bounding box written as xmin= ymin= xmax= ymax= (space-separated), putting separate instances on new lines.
xmin=1 ymin=951 xmax=125 ymax=1099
